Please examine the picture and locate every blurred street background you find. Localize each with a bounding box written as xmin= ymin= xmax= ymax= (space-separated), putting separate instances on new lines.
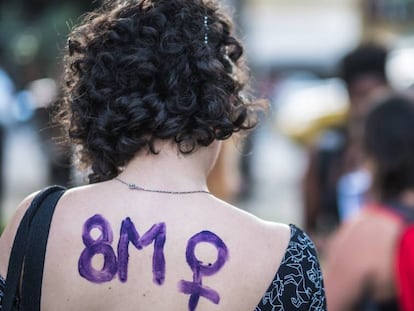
xmin=0 ymin=0 xmax=414 ymax=238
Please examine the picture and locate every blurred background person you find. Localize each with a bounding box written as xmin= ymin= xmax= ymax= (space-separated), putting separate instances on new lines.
xmin=336 ymin=44 xmax=391 ymax=221
xmin=302 ymin=44 xmax=391 ymax=251
xmin=324 ymin=94 xmax=414 ymax=311
xmin=0 ymin=46 xmax=16 ymax=227
xmin=30 ymin=79 xmax=73 ymax=187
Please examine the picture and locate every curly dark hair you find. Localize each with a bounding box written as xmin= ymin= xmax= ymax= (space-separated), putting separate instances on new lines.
xmin=364 ymin=95 xmax=414 ymax=201
xmin=58 ymin=0 xmax=261 ymax=183
xmin=340 ymin=44 xmax=388 ymax=89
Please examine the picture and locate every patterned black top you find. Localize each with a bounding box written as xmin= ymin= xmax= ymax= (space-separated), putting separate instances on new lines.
xmin=0 ymin=225 xmax=326 ymax=310
xmin=0 ymin=275 xmax=4 ymax=309
xmin=255 ymin=225 xmax=327 ymax=310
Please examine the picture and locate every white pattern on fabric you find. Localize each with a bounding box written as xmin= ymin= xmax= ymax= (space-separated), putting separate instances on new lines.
xmin=255 ymin=225 xmax=326 ymax=311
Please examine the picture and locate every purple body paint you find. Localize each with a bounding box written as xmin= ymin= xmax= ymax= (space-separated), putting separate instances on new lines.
xmin=78 ymin=214 xmax=226 ymax=311
xmin=78 ymin=214 xmax=118 ymax=283
xmin=179 ymin=231 xmax=229 ymax=311
xmin=78 ymin=214 xmax=166 ymax=285
xmin=117 ymin=217 xmax=166 ymax=284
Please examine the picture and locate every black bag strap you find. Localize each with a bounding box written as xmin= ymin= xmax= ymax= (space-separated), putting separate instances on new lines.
xmin=3 ymin=186 xmax=66 ymax=311
xmin=21 ymin=186 xmax=66 ymax=310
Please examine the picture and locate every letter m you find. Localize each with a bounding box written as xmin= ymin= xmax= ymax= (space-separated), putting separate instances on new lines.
xmin=117 ymin=217 xmax=166 ymax=285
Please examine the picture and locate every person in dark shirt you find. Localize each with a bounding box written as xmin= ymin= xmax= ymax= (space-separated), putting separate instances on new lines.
xmin=303 ymin=44 xmax=391 ymax=250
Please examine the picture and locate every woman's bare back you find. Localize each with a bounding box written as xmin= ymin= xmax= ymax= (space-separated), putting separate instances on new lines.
xmin=35 ymin=181 xmax=291 ymax=310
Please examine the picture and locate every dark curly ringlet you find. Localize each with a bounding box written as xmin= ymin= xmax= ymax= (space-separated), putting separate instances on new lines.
xmin=57 ymin=0 xmax=261 ymax=183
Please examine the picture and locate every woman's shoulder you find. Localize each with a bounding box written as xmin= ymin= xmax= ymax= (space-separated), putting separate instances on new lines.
xmin=214 ymin=200 xmax=293 ymax=252
xmin=329 ymin=207 xmax=403 ymax=246
xmin=0 ymin=190 xmax=40 ymax=276
xmin=214 ymin=208 xmax=324 ymax=309
xmin=0 ymin=185 xmax=70 ymax=277
xmin=323 ymin=208 xmax=402 ymax=310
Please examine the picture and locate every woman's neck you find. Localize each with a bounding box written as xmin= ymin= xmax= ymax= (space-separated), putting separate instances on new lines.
xmin=116 ymin=141 xmax=220 ymax=192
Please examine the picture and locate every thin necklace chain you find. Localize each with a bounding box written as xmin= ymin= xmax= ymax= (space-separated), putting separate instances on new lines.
xmin=115 ymin=177 xmax=211 ymax=195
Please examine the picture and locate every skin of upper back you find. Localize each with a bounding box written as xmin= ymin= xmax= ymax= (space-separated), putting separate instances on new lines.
xmin=324 ymin=208 xmax=402 ymax=310
xmin=0 ymin=181 xmax=291 ymax=311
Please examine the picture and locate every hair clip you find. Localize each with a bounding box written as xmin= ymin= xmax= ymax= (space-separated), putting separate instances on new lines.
xmin=204 ymin=15 xmax=209 ymax=45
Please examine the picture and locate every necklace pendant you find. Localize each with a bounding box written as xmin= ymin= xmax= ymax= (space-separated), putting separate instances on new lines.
xmin=128 ymin=183 xmax=137 ymax=190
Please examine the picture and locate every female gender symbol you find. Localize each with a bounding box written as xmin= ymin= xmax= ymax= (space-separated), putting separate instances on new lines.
xmin=179 ymin=231 xmax=229 ymax=311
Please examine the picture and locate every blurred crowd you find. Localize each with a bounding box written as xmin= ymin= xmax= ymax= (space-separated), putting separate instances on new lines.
xmin=1 ymin=0 xmax=414 ymax=310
